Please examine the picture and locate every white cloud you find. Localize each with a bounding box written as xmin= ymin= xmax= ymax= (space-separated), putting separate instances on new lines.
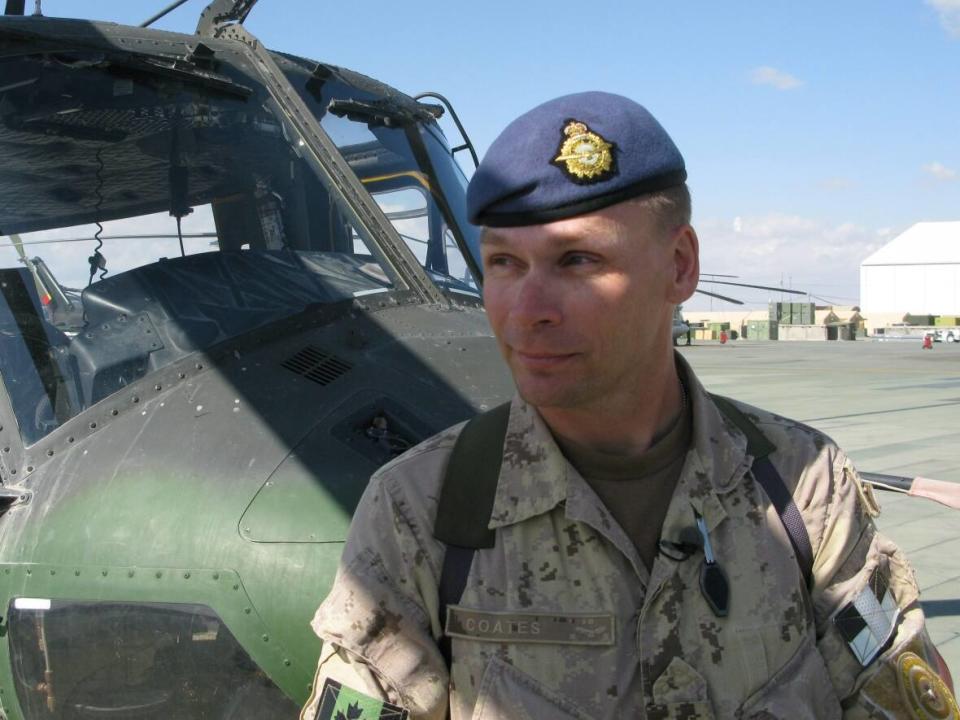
xmin=687 ymin=213 xmax=892 ymax=309
xmin=923 ymin=161 xmax=957 ymax=181
xmin=750 ymin=66 xmax=803 ymax=90
xmin=927 ymin=0 xmax=960 ymax=37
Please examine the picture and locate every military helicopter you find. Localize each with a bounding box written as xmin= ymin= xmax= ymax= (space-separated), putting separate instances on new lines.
xmin=0 ymin=1 xmax=517 ymax=716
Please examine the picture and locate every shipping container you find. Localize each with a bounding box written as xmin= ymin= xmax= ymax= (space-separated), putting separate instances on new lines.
xmin=746 ymin=320 xmax=778 ymax=340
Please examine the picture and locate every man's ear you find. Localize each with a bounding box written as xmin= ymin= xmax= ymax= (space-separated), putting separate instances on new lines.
xmin=668 ymin=225 xmax=700 ymax=304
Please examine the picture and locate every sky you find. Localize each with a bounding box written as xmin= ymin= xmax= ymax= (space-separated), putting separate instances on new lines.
xmin=9 ymin=0 xmax=960 ymax=309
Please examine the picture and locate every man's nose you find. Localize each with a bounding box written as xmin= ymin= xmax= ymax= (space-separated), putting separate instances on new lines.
xmin=510 ymin=270 xmax=562 ymax=327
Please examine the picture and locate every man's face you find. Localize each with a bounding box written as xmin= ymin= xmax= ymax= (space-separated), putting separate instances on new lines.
xmin=480 ymin=201 xmax=697 ymax=413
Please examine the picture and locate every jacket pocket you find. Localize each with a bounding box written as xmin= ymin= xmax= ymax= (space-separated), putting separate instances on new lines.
xmin=737 ymin=633 xmax=842 ymax=719
xmin=470 ymin=656 xmax=593 ymax=720
xmin=648 ymin=657 xmax=716 ymax=720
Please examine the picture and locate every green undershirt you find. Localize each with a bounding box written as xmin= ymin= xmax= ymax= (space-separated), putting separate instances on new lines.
xmin=553 ymin=395 xmax=693 ymax=572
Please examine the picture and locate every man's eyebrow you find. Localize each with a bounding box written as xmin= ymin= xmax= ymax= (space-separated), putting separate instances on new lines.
xmin=479 ymin=229 xmax=506 ymax=246
xmin=480 ymin=227 xmax=611 ymax=248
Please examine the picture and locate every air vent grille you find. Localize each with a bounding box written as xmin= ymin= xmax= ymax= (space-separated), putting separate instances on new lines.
xmin=281 ymin=346 xmax=352 ymax=386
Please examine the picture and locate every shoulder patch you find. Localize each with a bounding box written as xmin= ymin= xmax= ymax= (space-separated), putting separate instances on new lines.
xmin=314 ymin=679 xmax=409 ymax=720
xmin=896 ymin=652 xmax=959 ymax=720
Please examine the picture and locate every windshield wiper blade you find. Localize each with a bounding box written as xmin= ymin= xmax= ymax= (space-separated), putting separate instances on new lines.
xmin=328 ymin=97 xmax=441 ymax=128
xmin=104 ymin=52 xmax=253 ymax=99
xmin=0 ymin=25 xmax=252 ymax=99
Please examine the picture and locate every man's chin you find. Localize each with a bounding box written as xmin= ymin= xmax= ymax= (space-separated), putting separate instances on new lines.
xmin=514 ymin=379 xmax=585 ymax=411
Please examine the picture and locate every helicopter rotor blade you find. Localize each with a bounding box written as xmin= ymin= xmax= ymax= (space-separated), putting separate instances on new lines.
xmin=861 ymin=472 xmax=960 ymax=511
xmin=703 ymin=280 xmax=807 ymax=295
xmin=694 ymin=288 xmax=744 ymax=305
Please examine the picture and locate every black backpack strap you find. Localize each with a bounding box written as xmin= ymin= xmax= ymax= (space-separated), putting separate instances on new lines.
xmin=434 ymin=402 xmax=511 ymax=666
xmin=710 ymin=394 xmax=814 ymax=589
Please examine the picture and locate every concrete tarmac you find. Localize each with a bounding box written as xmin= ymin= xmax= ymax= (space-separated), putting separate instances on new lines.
xmin=680 ymin=338 xmax=960 ymax=684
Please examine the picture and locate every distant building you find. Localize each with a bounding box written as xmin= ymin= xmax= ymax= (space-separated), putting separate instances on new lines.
xmin=860 ymin=222 xmax=960 ymax=315
xmin=686 ymin=306 xmax=862 ymax=341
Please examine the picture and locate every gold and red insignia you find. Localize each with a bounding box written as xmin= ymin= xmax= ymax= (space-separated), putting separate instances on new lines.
xmin=897 ymin=652 xmax=959 ymax=720
xmin=553 ymin=120 xmax=615 ymax=182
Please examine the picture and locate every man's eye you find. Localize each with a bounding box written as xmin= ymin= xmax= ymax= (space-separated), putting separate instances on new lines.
xmin=561 ymin=253 xmax=595 ymax=266
xmin=484 ymin=255 xmax=512 ymax=268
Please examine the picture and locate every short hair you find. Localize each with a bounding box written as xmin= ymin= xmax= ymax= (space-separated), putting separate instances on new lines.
xmin=632 ymin=183 xmax=692 ymax=235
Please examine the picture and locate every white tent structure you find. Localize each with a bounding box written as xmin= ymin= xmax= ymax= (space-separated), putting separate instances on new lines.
xmin=860 ymin=222 xmax=960 ymax=315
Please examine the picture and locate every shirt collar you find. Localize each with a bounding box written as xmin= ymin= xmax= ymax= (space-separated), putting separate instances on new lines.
xmin=488 ymin=396 xmax=570 ymax=529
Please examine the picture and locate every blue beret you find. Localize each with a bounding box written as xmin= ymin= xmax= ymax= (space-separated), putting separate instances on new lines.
xmin=467 ymin=91 xmax=686 ymax=227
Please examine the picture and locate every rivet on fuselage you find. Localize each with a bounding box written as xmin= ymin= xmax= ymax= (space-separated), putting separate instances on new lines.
xmin=184 ymin=572 xmax=191 ymax=579
xmin=156 ymin=571 xmax=163 ymax=579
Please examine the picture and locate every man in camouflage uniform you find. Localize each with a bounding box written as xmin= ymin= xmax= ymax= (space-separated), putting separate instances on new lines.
xmin=301 ymin=92 xmax=956 ymax=719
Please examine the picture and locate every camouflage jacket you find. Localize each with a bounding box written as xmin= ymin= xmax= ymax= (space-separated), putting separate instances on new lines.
xmin=301 ymin=362 xmax=944 ymax=720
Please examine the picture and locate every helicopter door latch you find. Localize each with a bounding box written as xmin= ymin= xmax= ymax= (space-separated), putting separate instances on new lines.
xmin=0 ymin=487 xmax=32 ymax=516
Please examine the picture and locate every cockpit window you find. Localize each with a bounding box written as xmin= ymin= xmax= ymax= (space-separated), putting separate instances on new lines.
xmin=283 ymin=66 xmax=481 ymax=297
xmin=0 ymin=52 xmax=402 ymax=444
xmin=7 ymin=598 xmax=300 ymax=719
xmin=369 ymin=186 xmax=477 ymax=296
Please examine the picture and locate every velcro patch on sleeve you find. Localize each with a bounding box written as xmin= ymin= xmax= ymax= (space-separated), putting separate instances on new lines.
xmin=445 ymin=606 xmax=615 ymax=645
xmin=314 ymin=679 xmax=409 ymax=720
xmin=832 ymin=566 xmax=900 ymax=666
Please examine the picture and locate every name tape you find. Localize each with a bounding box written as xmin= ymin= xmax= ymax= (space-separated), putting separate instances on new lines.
xmin=445 ymin=606 xmax=615 ymax=646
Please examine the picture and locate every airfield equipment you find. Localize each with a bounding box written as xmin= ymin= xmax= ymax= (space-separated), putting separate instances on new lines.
xmin=672 ymin=275 xmax=807 ymax=344
xmin=0 ymin=1 xmax=516 ymax=716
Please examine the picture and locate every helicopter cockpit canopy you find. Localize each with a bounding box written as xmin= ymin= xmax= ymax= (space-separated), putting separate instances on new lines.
xmin=0 ymin=24 xmax=481 ymax=446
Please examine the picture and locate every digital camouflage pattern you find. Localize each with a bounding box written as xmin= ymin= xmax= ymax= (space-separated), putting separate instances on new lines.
xmin=301 ymin=359 xmax=944 ymax=719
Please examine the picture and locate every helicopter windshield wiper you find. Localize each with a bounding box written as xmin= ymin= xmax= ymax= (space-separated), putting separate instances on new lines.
xmin=90 ymin=51 xmax=253 ymax=100
xmin=0 ymin=23 xmax=253 ymax=99
xmin=328 ymin=97 xmax=442 ymax=128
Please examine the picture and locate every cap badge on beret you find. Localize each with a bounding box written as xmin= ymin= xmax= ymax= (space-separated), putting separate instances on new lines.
xmin=552 ymin=120 xmax=616 ymax=183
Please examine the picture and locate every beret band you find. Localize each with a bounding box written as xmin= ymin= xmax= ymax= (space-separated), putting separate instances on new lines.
xmin=477 ymin=168 xmax=688 ymax=228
